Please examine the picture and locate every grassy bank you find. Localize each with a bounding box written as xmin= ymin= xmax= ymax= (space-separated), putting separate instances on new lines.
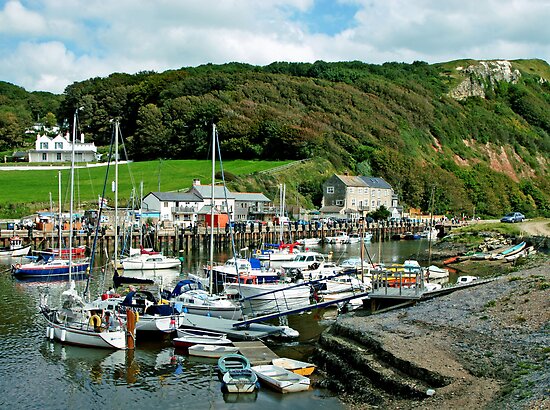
xmin=0 ymin=159 xmax=290 ymax=217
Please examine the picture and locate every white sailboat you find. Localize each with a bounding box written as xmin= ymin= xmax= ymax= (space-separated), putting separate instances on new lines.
xmin=39 ymin=113 xmax=130 ymax=349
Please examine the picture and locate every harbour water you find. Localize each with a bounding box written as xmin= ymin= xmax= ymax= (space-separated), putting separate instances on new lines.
xmin=0 ymin=239 xmax=436 ymax=409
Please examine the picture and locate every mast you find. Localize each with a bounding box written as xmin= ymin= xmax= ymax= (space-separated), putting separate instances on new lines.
xmin=58 ymin=171 xmax=62 ymax=250
xmin=209 ymin=124 xmax=216 ymax=293
xmin=68 ymin=109 xmax=77 ymax=279
xmin=114 ymin=120 xmax=119 ymax=266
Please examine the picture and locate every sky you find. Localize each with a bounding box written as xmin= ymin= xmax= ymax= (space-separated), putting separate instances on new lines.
xmin=0 ymin=0 xmax=549 ymax=94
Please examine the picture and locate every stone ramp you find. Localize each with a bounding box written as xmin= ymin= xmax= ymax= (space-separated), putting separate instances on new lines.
xmin=312 ymin=322 xmax=452 ymax=405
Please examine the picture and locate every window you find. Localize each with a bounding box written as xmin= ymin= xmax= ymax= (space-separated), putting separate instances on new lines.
xmin=40 ymin=142 xmax=49 ymax=149
xmin=42 ymin=153 xmax=47 ymax=161
xmin=335 ymin=200 xmax=344 ymax=206
xmin=326 ymin=186 xmax=334 ymax=194
xmin=351 ymin=198 xmax=356 ymax=206
xmin=348 ymin=187 xmax=355 ymax=193
xmin=55 ymin=142 xmax=63 ymax=149
xmin=56 ymin=153 xmax=62 ymax=161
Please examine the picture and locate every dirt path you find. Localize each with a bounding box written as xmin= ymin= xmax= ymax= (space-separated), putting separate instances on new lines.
xmin=517 ymin=219 xmax=550 ymax=236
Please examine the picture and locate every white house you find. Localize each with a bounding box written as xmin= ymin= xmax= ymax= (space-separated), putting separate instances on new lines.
xmin=141 ymin=179 xmax=238 ymax=227
xmin=28 ymin=132 xmax=97 ymax=163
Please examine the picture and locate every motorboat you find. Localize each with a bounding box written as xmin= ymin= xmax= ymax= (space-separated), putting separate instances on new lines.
xmin=325 ymin=231 xmax=349 ymax=244
xmin=207 ymin=257 xmax=279 ymax=285
xmin=121 ymin=253 xmax=181 ymax=270
xmin=345 ymin=232 xmax=373 ymax=244
xmin=280 ymin=252 xmax=326 ymax=272
xmin=0 ymin=236 xmax=31 ymax=257
xmin=170 ymin=280 xmax=243 ymax=320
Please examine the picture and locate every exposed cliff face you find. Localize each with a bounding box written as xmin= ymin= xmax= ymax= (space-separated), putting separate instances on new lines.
xmin=450 ymin=60 xmax=521 ymax=100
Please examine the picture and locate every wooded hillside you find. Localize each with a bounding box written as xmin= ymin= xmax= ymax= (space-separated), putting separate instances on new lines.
xmin=1 ymin=59 xmax=549 ymax=218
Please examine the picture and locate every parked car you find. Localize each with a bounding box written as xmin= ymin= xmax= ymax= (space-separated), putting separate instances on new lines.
xmin=500 ymin=212 xmax=525 ymax=223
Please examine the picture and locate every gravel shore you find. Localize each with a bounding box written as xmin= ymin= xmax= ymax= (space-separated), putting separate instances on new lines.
xmin=329 ymin=254 xmax=549 ymax=409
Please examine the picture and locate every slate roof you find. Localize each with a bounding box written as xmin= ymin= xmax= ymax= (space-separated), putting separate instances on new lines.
xmin=192 ymin=185 xmax=235 ymax=200
xmin=233 ymin=192 xmax=271 ymax=202
xmin=147 ymin=191 xmax=202 ymax=202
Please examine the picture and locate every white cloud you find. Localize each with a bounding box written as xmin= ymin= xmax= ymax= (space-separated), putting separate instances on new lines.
xmin=0 ymin=0 xmax=548 ymax=93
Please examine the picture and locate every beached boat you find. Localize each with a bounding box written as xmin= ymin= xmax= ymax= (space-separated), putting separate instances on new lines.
xmin=271 ymin=358 xmax=316 ymax=376
xmin=251 ymin=364 xmax=310 ymax=393
xmin=188 ymin=344 xmax=239 ymax=358
xmin=456 ymin=275 xmax=478 ymax=285
xmin=174 ymin=328 xmax=232 ymax=348
xmin=425 ymin=265 xmax=449 ymax=279
xmin=491 ymin=241 xmax=527 ymax=260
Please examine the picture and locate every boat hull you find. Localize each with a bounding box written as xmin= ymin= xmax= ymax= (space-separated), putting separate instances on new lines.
xmin=222 ymin=369 xmax=258 ymax=394
xmin=251 ymin=364 xmax=310 ymax=393
xmin=0 ymin=244 xmax=32 ymax=257
xmin=188 ymin=344 xmax=239 ymax=358
xmin=42 ymin=314 xmax=127 ymax=349
xmin=12 ymin=261 xmax=89 ymax=279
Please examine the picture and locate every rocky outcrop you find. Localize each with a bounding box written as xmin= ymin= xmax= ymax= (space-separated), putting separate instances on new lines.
xmin=449 ymin=60 xmax=521 ymax=100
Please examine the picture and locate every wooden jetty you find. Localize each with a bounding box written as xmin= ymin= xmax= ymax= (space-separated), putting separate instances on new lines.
xmin=0 ymin=219 xmax=448 ymax=254
xmin=233 ymin=341 xmax=279 ymax=366
xmin=366 ymin=278 xmax=496 ymax=312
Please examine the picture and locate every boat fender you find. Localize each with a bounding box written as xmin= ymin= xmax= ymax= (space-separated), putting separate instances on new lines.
xmin=49 ymin=327 xmax=55 ymax=340
xmin=60 ymin=329 xmax=66 ymax=342
xmin=89 ymin=314 xmax=102 ymax=329
xmin=46 ymin=326 xmax=50 ymax=338
xmin=15 ymin=263 xmax=21 ymax=270
xmin=256 ymin=250 xmax=261 ymax=256
xmin=135 ymin=311 xmax=140 ymax=322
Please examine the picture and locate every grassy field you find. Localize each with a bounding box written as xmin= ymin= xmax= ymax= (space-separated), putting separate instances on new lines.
xmin=0 ymin=159 xmax=291 ymax=215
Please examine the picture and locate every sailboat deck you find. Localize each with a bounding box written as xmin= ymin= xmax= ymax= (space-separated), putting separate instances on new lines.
xmin=179 ymin=313 xmax=284 ymax=341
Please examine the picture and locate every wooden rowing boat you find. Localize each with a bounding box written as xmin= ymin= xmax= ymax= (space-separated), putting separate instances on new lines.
xmin=251 ymin=364 xmax=310 ymax=393
xmin=271 ymin=357 xmax=316 ymax=376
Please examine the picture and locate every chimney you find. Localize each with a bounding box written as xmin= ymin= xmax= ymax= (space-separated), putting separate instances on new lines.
xmin=193 ymin=179 xmax=200 ymax=186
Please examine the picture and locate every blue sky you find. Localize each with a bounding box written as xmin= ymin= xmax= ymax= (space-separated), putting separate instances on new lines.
xmin=0 ymin=0 xmax=549 ymax=93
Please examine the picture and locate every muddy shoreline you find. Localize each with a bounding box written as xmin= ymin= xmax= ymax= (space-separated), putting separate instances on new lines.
xmin=312 ymin=254 xmax=549 ymax=409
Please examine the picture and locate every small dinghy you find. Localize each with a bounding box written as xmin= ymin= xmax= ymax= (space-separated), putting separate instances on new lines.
xmin=251 ymin=364 xmax=310 ymax=393
xmin=173 ymin=328 xmax=232 ymax=349
xmin=221 ymin=369 xmax=259 ymax=394
xmin=271 ymin=357 xmax=316 ymax=376
xmin=188 ymin=344 xmax=238 ymax=358
xmin=218 ymin=353 xmax=251 ymax=375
